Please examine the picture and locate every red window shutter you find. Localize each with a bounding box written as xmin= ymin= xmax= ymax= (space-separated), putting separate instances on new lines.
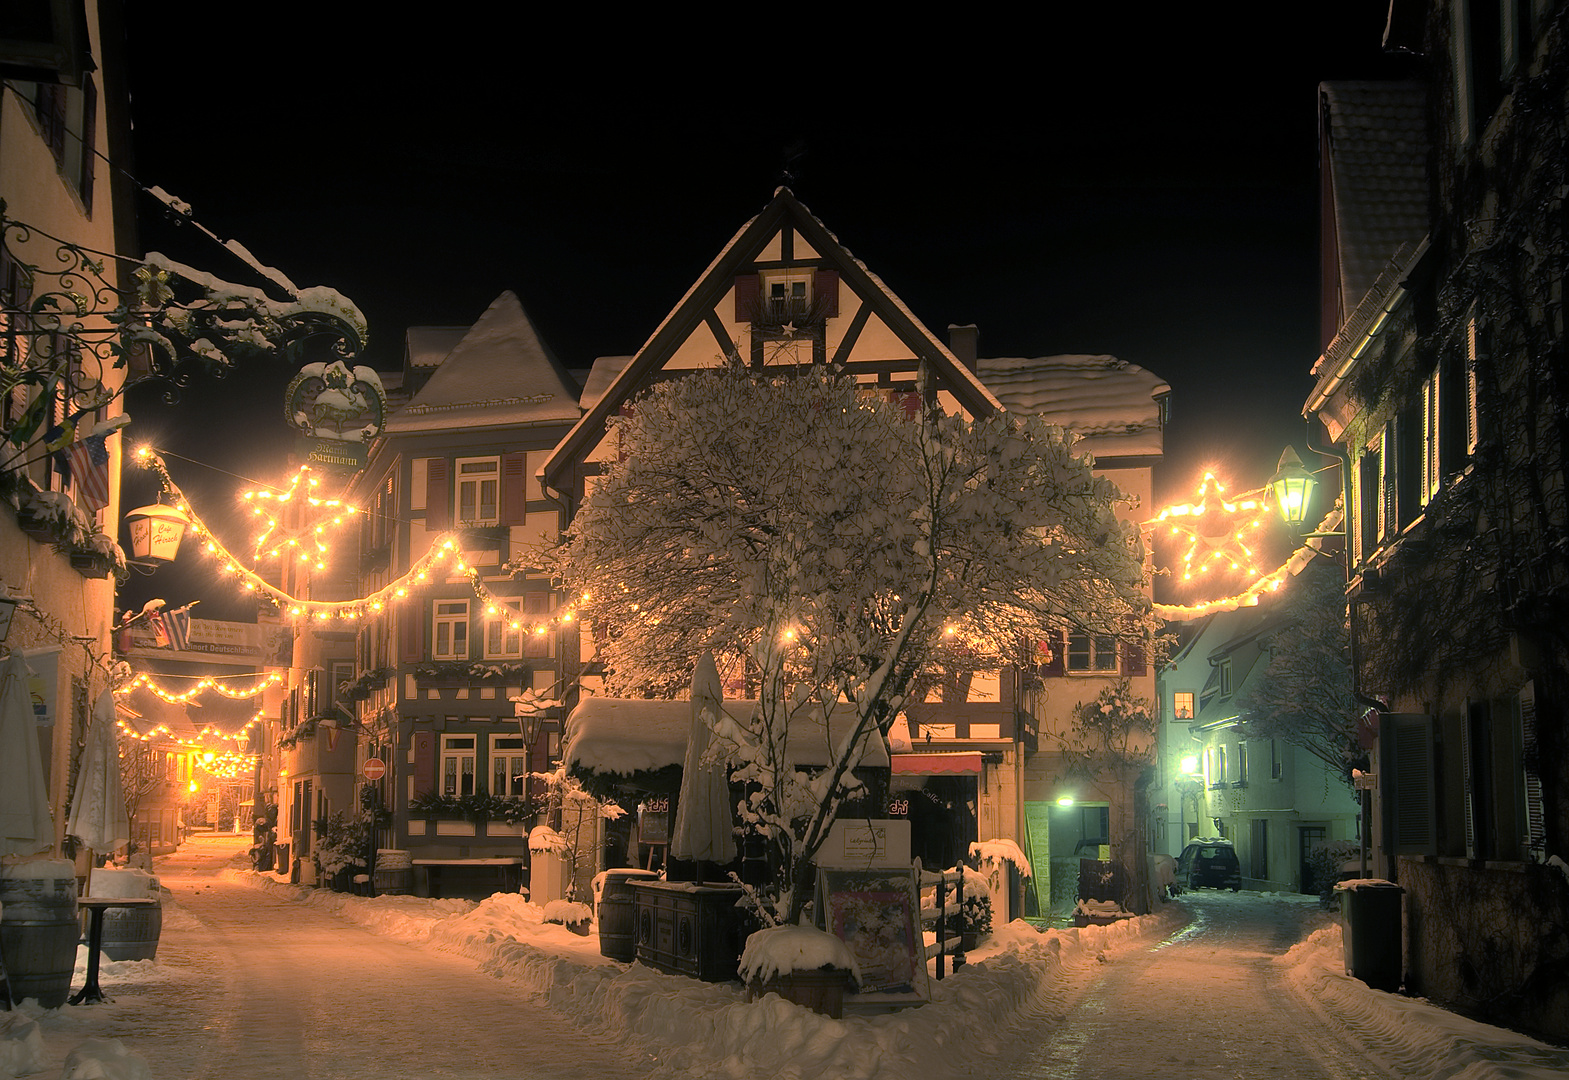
xmin=500 ymin=452 xmax=527 ymax=525
xmin=400 ymin=604 xmax=424 ymax=662
xmin=813 ymin=269 xmax=839 ymax=318
xmin=425 ymin=458 xmax=449 ymax=530
xmin=412 ymin=731 xmax=436 ymax=798
xmin=733 ymin=274 xmax=760 ymax=322
xmin=1038 ymin=630 xmax=1065 ymax=678
xmin=524 ymin=592 xmax=550 ymax=658
xmin=1122 ymin=638 xmax=1147 ymax=677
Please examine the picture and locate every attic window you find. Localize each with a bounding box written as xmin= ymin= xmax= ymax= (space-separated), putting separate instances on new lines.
xmin=762 ymin=272 xmax=811 ymax=322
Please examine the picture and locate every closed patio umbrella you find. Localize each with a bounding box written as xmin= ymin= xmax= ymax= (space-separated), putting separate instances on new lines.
xmin=67 ymin=690 xmax=130 ymax=857
xmin=0 ymin=651 xmax=54 ymax=856
xmin=670 ymin=651 xmax=736 ymax=874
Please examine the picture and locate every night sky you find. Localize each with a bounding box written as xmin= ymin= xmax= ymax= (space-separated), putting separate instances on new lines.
xmin=116 ymin=7 xmax=1418 ymax=618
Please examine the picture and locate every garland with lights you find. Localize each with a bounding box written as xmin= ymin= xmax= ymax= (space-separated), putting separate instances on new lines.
xmin=118 ymin=670 xmax=282 ymax=702
xmin=1149 ymin=506 xmax=1344 ymax=621
xmin=134 ymin=448 xmax=588 ymax=639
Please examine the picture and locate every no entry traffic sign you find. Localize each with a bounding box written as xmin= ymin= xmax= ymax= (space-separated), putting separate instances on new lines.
xmin=362 ymin=757 xmax=386 ymax=781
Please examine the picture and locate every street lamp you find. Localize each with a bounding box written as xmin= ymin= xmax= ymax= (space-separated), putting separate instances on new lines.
xmin=124 ymin=502 xmax=189 ymax=564
xmin=1269 ymin=447 xmax=1317 ymax=528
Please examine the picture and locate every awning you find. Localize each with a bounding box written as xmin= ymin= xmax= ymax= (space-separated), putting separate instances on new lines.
xmin=890 ymin=752 xmax=984 ymax=776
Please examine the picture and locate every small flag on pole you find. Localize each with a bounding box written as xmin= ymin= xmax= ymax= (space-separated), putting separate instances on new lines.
xmin=65 ymin=432 xmax=111 ymax=513
xmin=146 ymin=609 xmax=171 ymax=647
xmin=164 ymin=605 xmax=192 ymax=652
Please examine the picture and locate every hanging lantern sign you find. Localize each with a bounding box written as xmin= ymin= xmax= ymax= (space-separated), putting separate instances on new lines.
xmin=125 ymin=503 xmax=189 ymax=563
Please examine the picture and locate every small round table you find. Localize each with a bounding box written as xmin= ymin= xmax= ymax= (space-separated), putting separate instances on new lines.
xmin=71 ymin=897 xmax=160 ymax=1004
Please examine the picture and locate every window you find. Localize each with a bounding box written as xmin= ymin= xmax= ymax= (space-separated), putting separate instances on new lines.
xmin=455 ymin=457 xmax=499 ymax=524
xmin=16 ymin=77 xmax=97 ymax=203
xmin=432 ymin=600 xmax=469 ymax=659
xmin=490 ymin=734 xmax=530 ymax=797
xmin=1250 ymin=819 xmax=1269 ymax=880
xmin=484 ymin=601 xmax=523 ymax=659
xmin=1217 ymin=744 xmax=1228 ymax=785
xmin=1173 ymin=691 xmax=1195 ymax=720
xmin=1270 ymin=738 xmax=1283 ymax=780
xmin=1357 ymin=439 xmax=1381 ymax=563
xmin=1236 ymin=743 xmax=1249 ymax=787
xmin=1218 ymin=659 xmax=1233 ymax=697
xmin=1066 ymin=631 xmax=1118 ymax=674
xmin=761 ymin=271 xmax=811 ymax=321
xmin=441 ymin=734 xmax=476 ymax=797
xmin=1420 ymin=366 xmax=1442 ymax=505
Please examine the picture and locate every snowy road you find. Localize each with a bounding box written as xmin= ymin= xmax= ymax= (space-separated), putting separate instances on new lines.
xmin=37 ymin=834 xmax=644 ymax=1080
xmin=999 ymin=891 xmax=1386 ymax=1080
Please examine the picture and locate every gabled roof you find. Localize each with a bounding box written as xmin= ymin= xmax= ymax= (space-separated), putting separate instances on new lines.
xmin=1320 ymin=82 xmax=1429 ymax=318
xmin=542 ymin=188 xmax=1002 ymax=493
xmin=385 ymin=291 xmax=581 ymax=434
xmin=976 ymin=355 xmax=1169 ymax=458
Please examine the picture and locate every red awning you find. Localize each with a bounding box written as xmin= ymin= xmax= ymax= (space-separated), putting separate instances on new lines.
xmin=890 ymin=752 xmax=984 ymax=775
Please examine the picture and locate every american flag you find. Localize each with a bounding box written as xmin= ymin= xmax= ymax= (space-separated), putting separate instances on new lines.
xmin=65 ymin=432 xmax=110 ymax=513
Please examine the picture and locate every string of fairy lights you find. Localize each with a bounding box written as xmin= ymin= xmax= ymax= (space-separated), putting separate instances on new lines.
xmin=1144 ymin=469 xmax=1344 ymax=621
xmin=134 ymin=447 xmax=587 ymax=638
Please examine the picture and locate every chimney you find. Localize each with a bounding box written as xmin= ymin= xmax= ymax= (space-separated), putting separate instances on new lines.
xmin=947 ymin=324 xmax=978 ymax=372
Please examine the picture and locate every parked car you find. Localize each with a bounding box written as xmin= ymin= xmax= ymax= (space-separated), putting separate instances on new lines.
xmin=1176 ymin=839 xmax=1241 ymax=891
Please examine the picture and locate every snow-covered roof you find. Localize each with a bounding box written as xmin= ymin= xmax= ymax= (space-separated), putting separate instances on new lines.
xmin=578 ymin=356 xmax=632 ymax=413
xmin=385 ymin=292 xmax=582 ymax=434
xmin=975 ymin=355 xmax=1169 ymax=457
xmin=564 ymin=697 xmax=890 ymax=778
xmin=404 ymin=326 xmax=467 ymax=370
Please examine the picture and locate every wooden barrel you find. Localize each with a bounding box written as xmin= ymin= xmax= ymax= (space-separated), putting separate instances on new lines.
xmin=597 ymin=869 xmax=656 ymax=962
xmin=100 ymin=902 xmax=163 ymax=961
xmin=373 ymin=849 xmax=412 ymax=896
xmin=0 ymin=861 xmax=80 ymax=1008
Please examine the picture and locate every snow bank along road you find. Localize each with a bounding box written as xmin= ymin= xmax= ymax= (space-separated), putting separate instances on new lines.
xmin=11 ymin=833 xmax=1569 ymax=1079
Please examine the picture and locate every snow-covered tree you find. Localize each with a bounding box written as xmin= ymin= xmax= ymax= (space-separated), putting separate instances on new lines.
xmin=553 ymin=361 xmax=1150 ymax=924
xmin=1234 ymin=561 xmax=1361 ymax=782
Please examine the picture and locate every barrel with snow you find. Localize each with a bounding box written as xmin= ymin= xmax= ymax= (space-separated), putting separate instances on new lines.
xmin=0 ymin=859 xmax=80 ymax=1008
xmin=82 ymin=868 xmax=162 ymax=961
xmin=593 ymin=868 xmax=659 ymax=961
xmin=373 ymin=849 xmax=412 ymax=896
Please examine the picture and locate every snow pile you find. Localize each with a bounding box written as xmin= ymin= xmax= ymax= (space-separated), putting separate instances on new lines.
xmin=0 ymin=1016 xmax=44 ymax=1077
xmin=60 ymin=1038 xmax=151 ymax=1080
xmin=738 ymin=923 xmax=863 ymax=986
xmin=541 ymin=899 xmax=593 ymax=926
xmin=1280 ymin=924 xmax=1569 ymax=1080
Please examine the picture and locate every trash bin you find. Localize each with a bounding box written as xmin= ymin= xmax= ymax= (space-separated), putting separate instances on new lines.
xmin=1338 ymin=880 xmax=1403 ymax=991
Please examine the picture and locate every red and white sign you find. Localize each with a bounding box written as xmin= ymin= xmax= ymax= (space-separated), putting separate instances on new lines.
xmin=362 ymin=758 xmax=386 ymax=781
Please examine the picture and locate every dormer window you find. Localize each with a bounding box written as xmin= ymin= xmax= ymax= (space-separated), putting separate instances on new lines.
xmin=762 ymin=271 xmax=811 ymax=324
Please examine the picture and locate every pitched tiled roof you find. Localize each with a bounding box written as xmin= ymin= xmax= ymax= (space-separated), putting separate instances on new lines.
xmin=1321 ymin=81 xmax=1429 ymax=315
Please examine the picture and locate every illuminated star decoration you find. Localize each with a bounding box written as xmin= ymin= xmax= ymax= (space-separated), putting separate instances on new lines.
xmin=1154 ymin=472 xmax=1272 ymax=583
xmin=243 ymin=465 xmax=362 ymax=570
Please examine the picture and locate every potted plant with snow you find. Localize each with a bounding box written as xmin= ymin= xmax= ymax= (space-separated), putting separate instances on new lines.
xmin=952 ymin=889 xmax=992 ymax=952
xmin=542 ymin=898 xmax=594 ymax=936
xmin=739 ymin=923 xmax=861 ymax=1020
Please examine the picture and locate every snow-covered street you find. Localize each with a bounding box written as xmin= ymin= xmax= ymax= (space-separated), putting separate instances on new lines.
xmin=6 ymin=833 xmax=1569 ymax=1079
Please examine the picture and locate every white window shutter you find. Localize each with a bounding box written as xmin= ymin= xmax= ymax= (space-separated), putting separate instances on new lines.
xmin=1518 ymin=682 xmax=1547 ymax=862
